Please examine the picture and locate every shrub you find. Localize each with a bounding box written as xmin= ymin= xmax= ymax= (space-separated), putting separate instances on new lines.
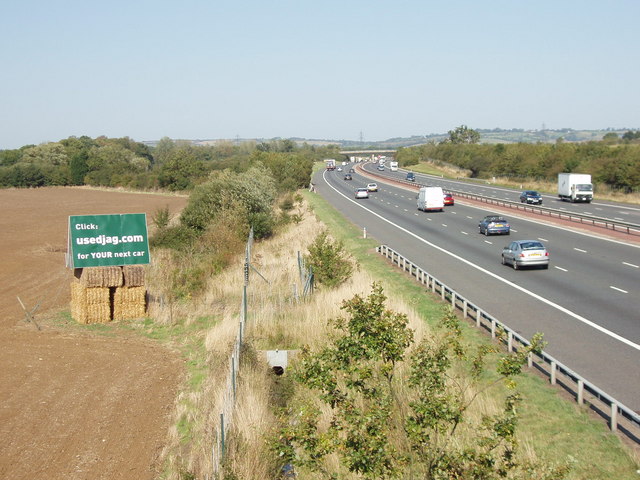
xmin=304 ymin=230 xmax=354 ymax=288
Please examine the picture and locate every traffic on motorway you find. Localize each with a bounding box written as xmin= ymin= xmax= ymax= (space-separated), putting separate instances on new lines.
xmin=359 ymin=161 xmax=640 ymax=227
xmin=315 ymin=159 xmax=640 ymax=412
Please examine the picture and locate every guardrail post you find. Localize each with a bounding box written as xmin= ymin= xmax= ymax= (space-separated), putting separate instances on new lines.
xmin=431 ymin=276 xmax=435 ymax=293
xmin=577 ymin=379 xmax=584 ymax=405
xmin=451 ymin=292 xmax=456 ymax=308
xmin=463 ymin=300 xmax=467 ymax=318
xmin=441 ymin=285 xmax=446 ymax=301
xmin=527 ymin=352 xmax=533 ymax=368
xmin=550 ymin=362 xmax=557 ymax=385
xmin=611 ymin=404 xmax=618 ymax=432
xmin=507 ymin=331 xmax=513 ymax=352
xmin=491 ymin=319 xmax=496 ymax=339
xmin=476 ymin=309 xmax=481 ymax=327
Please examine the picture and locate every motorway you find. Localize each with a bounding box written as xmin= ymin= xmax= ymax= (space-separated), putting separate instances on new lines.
xmin=313 ymin=163 xmax=640 ymax=412
xmin=373 ymin=165 xmax=640 ymax=226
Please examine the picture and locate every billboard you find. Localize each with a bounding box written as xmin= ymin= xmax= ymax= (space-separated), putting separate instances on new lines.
xmin=67 ymin=213 xmax=150 ymax=268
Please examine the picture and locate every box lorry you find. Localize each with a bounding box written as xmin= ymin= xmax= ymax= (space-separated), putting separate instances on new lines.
xmin=389 ymin=161 xmax=398 ymax=171
xmin=324 ymin=159 xmax=336 ymax=171
xmin=417 ymin=186 xmax=444 ymax=212
xmin=558 ymin=173 xmax=593 ymax=203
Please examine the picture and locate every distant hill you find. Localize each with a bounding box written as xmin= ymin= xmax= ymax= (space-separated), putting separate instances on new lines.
xmin=143 ymin=128 xmax=637 ymax=149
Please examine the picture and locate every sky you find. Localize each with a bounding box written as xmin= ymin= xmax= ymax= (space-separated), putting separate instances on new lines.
xmin=1 ymin=0 xmax=639 ymax=150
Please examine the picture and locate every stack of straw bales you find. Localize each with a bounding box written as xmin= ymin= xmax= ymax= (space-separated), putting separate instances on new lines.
xmin=70 ymin=266 xmax=147 ymax=324
xmin=114 ymin=265 xmax=147 ymax=321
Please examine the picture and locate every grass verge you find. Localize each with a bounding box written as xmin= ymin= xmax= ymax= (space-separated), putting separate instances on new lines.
xmin=301 ymin=187 xmax=640 ymax=479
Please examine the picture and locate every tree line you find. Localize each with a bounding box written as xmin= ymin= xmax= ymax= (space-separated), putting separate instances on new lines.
xmin=397 ymin=127 xmax=640 ymax=192
xmin=0 ymin=135 xmax=334 ymax=192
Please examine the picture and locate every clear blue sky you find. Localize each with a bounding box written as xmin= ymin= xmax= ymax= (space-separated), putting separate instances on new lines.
xmin=1 ymin=0 xmax=638 ymax=149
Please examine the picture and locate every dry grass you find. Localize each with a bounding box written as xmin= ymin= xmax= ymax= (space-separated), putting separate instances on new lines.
xmin=153 ymin=191 xmax=636 ymax=479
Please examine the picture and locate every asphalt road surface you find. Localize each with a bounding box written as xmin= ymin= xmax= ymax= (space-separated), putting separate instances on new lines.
xmin=316 ymin=164 xmax=640 ymax=412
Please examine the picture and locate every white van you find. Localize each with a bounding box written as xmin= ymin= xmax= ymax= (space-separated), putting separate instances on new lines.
xmin=417 ymin=186 xmax=444 ymax=212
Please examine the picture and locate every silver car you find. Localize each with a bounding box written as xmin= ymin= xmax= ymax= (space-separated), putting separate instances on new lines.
xmin=502 ymin=240 xmax=549 ymax=270
xmin=355 ymin=188 xmax=369 ymax=199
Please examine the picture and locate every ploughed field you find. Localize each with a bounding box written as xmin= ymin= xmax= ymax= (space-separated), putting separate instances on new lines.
xmin=0 ymin=187 xmax=187 ymax=480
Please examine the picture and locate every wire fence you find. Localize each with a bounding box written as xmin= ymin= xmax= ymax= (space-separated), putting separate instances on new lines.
xmin=376 ymin=244 xmax=640 ymax=445
xmin=210 ymin=230 xmax=313 ymax=478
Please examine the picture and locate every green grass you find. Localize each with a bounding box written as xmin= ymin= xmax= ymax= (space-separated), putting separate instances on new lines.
xmin=302 ymin=188 xmax=640 ymax=479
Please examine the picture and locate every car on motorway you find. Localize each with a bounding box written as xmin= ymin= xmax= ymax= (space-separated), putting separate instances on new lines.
xmin=406 ymin=172 xmax=416 ymax=182
xmin=443 ymin=192 xmax=454 ymax=206
xmin=355 ymin=188 xmax=369 ymax=199
xmin=377 ymin=165 xmax=385 ymax=171
xmin=519 ymin=190 xmax=543 ymax=205
xmin=337 ymin=166 xmax=343 ymax=172
xmin=501 ymin=240 xmax=549 ymax=269
xmin=367 ymin=183 xmax=378 ymax=192
xmin=478 ymin=215 xmax=510 ymax=235
xmin=343 ymin=173 xmax=352 ymax=180
xmin=349 ymin=168 xmax=355 ymax=173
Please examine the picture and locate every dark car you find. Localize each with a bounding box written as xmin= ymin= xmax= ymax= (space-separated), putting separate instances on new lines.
xmin=343 ymin=173 xmax=352 ymax=180
xmin=406 ymin=172 xmax=416 ymax=182
xmin=478 ymin=215 xmax=510 ymax=235
xmin=502 ymin=240 xmax=549 ymax=269
xmin=519 ymin=190 xmax=542 ymax=205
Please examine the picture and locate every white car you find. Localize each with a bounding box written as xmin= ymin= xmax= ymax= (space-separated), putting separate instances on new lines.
xmin=355 ymin=188 xmax=369 ymax=199
xmin=367 ymin=183 xmax=378 ymax=192
xmin=337 ymin=167 xmax=343 ymax=172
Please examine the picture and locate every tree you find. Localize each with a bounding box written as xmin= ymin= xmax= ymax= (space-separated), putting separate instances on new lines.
xmin=304 ymin=230 xmax=354 ymax=288
xmin=447 ymin=125 xmax=480 ymax=144
xmin=278 ymin=285 xmax=565 ymax=479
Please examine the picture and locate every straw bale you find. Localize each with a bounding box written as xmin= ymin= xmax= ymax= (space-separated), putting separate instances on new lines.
xmin=112 ymin=286 xmax=147 ymax=321
xmin=113 ymin=301 xmax=147 ymax=321
xmin=114 ymin=286 xmax=146 ymax=304
xmin=123 ymin=265 xmax=145 ymax=287
xmin=80 ymin=266 xmax=123 ymax=287
xmin=71 ymin=297 xmax=89 ymax=324
xmin=70 ymin=280 xmax=87 ymax=303
xmin=86 ymin=303 xmax=112 ymax=324
xmin=84 ymin=286 xmax=111 ymax=305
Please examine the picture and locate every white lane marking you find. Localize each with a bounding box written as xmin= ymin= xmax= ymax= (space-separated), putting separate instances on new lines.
xmin=403 ymin=208 xmax=408 ymax=212
xmin=484 ymin=240 xmax=493 ymax=244
xmin=511 ymin=229 xmax=518 ymax=233
xmin=442 ymin=224 xmax=448 ymax=227
xmin=538 ymin=238 xmax=549 ymax=242
xmin=554 ymin=266 xmax=568 ymax=272
xmin=461 ymin=231 xmax=469 ymax=235
xmin=573 ymin=248 xmax=587 ymax=253
xmin=610 ymin=286 xmax=628 ymax=294
xmin=595 ymin=207 xmax=603 ymax=211
xmin=466 ymin=216 xmax=473 ymax=219
xmin=322 ymin=170 xmax=640 ymax=353
xmin=623 ymin=262 xmax=639 ymax=268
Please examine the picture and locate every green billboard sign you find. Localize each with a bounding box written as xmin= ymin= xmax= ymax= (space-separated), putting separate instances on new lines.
xmin=67 ymin=213 xmax=150 ymax=268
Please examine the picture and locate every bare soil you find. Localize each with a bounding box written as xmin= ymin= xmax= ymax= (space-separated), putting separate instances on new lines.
xmin=0 ymin=187 xmax=188 ymax=480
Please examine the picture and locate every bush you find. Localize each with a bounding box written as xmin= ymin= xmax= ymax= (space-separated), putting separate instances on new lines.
xmin=304 ymin=230 xmax=354 ymax=288
xmin=150 ymin=225 xmax=198 ymax=250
